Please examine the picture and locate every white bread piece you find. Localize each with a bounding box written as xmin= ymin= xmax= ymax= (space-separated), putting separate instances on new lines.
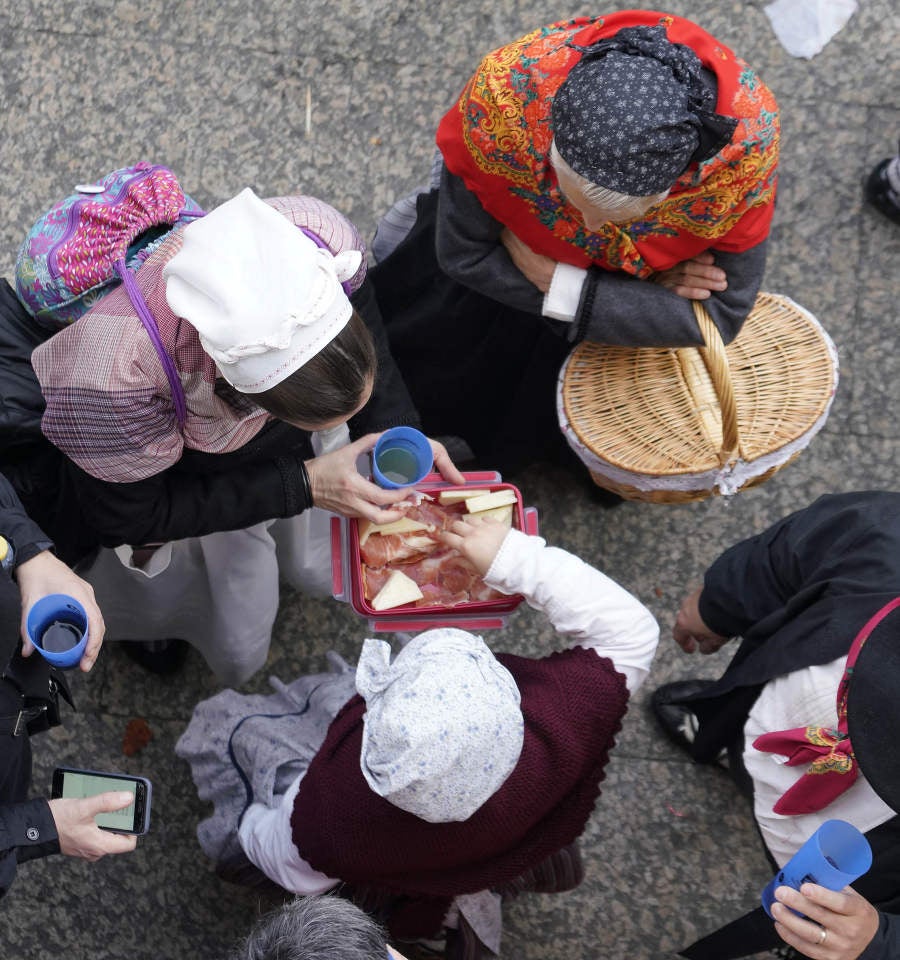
xmin=358 ymin=517 xmax=432 ymax=547
xmin=370 ymin=569 xmax=424 ymax=610
xmin=465 ymin=489 xmax=518 ymax=514
xmin=437 ymin=488 xmax=492 ymax=504
xmin=463 ymin=503 xmax=513 ymax=527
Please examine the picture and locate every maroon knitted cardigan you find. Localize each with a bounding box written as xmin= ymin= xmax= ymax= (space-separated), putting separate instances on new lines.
xmin=291 ymin=645 xmax=629 ymax=938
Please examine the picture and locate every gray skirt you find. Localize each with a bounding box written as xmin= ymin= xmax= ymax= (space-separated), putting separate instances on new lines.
xmin=175 ymin=651 xmax=358 ymax=869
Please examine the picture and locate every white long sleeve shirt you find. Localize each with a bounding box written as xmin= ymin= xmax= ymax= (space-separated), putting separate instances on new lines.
xmin=744 ymin=656 xmax=895 ymax=868
xmin=238 ymin=528 xmax=660 ymax=892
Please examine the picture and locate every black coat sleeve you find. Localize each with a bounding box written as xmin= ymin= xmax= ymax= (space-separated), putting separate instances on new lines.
xmin=0 ymin=477 xmax=63 ymax=898
xmin=435 ymin=168 xmax=766 ymax=346
xmin=571 ymin=241 xmax=767 ymax=347
xmin=860 ymin=912 xmax=900 ymax=960
xmin=0 ymin=798 xmax=60 ymax=899
xmin=0 ymin=473 xmax=53 ymax=566
xmin=62 ymin=448 xmax=311 ymax=549
xmin=434 ymin=168 xmax=550 ymax=315
xmin=697 ymin=492 xmax=900 ymax=638
xmin=0 ymin=279 xmax=52 ymax=463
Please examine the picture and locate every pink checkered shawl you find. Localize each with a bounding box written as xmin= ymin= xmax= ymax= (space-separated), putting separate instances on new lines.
xmin=31 ymin=196 xmax=366 ymax=482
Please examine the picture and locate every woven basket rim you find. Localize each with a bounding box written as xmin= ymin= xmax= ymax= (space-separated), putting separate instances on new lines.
xmin=560 ymin=292 xmax=838 ymax=479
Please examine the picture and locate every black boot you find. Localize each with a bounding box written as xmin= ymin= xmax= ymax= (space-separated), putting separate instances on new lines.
xmin=864 ymin=150 xmax=900 ymax=226
xmin=651 ymin=679 xmax=715 ymax=754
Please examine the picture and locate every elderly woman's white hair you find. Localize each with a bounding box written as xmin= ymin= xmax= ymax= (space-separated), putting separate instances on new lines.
xmin=549 ymin=141 xmax=670 ymax=223
xmin=235 ymin=895 xmax=389 ymax=960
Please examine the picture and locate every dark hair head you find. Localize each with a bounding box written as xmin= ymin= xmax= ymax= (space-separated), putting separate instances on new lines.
xmin=234 ymin=895 xmax=388 ymax=960
xmin=252 ymin=309 xmax=376 ymax=427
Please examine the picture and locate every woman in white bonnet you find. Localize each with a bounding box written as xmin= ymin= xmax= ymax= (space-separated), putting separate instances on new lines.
xmin=178 ymin=515 xmax=660 ymax=955
xmin=26 ymin=188 xmax=462 ymax=683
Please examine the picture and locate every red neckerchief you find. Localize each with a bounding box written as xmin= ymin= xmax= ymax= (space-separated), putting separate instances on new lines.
xmin=753 ymin=596 xmax=900 ymax=815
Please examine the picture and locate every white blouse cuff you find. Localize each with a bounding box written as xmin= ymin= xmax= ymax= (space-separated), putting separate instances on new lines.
xmin=542 ymin=261 xmax=588 ymax=322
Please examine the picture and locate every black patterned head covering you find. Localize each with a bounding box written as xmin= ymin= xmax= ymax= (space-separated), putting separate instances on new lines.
xmin=551 ymin=25 xmax=739 ymax=196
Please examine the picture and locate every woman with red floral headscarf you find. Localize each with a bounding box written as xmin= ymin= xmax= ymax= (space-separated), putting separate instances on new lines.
xmin=370 ymin=11 xmax=780 ymax=474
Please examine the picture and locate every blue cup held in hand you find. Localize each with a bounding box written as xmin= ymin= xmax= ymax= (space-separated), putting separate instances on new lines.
xmin=761 ymin=819 xmax=873 ymax=917
xmin=372 ymin=427 xmax=433 ymax=489
xmin=25 ymin=594 xmax=89 ymax=669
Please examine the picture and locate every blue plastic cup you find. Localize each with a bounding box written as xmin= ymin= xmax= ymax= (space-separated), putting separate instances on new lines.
xmin=761 ymin=819 xmax=873 ymax=917
xmin=25 ymin=594 xmax=89 ymax=669
xmin=372 ymin=427 xmax=433 ymax=489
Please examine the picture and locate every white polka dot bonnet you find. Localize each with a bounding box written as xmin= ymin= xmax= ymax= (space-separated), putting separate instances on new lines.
xmin=551 ymin=25 xmax=739 ymax=196
xmin=356 ymin=629 xmax=525 ymax=823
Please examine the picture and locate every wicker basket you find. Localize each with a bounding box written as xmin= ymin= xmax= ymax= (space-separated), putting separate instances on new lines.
xmin=557 ymin=293 xmax=839 ymax=503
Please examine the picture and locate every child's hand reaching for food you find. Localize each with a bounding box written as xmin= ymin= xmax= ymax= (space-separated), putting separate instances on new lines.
xmin=439 ymin=516 xmax=510 ymax=577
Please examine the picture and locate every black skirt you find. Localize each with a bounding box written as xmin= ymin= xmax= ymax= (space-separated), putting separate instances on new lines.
xmin=369 ymin=191 xmax=578 ymax=476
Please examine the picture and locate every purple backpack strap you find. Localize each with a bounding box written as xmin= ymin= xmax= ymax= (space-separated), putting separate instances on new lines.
xmin=108 ymin=221 xmax=336 ymax=435
xmin=113 ymin=259 xmax=187 ymax=431
xmin=299 ymin=227 xmax=353 ymax=296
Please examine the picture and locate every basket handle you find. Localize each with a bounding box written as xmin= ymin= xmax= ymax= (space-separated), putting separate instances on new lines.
xmin=688 ymin=301 xmax=740 ymax=466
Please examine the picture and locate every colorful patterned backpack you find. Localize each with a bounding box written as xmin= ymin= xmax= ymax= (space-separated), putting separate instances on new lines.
xmin=14 ymin=163 xmax=204 ymax=429
xmin=15 ymin=162 xmax=204 ymax=327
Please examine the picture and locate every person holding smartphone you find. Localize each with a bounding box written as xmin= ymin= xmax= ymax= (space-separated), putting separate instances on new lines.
xmin=0 ymin=470 xmax=136 ymax=896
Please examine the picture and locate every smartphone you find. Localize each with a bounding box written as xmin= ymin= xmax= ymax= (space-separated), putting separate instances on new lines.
xmin=51 ymin=767 xmax=152 ymax=835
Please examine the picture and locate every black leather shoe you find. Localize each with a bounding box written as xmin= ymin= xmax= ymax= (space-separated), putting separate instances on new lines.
xmin=864 ymin=156 xmax=900 ymax=226
xmin=121 ymin=638 xmax=190 ymax=675
xmin=651 ymin=679 xmax=717 ymax=755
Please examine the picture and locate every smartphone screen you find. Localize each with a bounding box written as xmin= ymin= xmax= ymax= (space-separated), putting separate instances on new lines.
xmin=51 ymin=768 xmax=151 ymax=834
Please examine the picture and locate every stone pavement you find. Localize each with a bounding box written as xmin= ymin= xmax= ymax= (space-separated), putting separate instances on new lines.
xmin=0 ymin=2 xmax=897 ymax=958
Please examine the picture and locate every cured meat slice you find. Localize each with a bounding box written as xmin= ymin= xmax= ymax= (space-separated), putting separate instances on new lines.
xmin=436 ymin=556 xmax=480 ymax=595
xmin=360 ymin=531 xmax=440 ymax=567
xmin=396 ymin=552 xmax=452 ymax=589
xmin=416 ymin=586 xmax=469 ymax=608
xmin=404 ymin=499 xmax=466 ymax=530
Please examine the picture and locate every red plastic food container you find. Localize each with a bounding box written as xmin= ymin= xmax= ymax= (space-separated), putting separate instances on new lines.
xmin=331 ymin=471 xmax=538 ymax=632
